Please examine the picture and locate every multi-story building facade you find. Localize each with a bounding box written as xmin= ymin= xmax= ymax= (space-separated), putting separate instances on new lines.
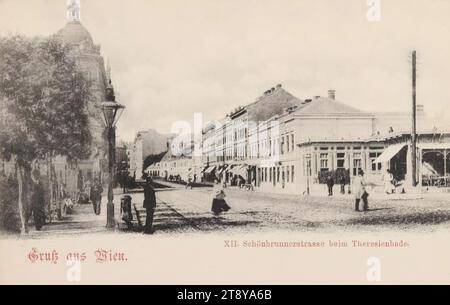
xmin=146 ymin=84 xmax=449 ymax=194
xmin=128 ymin=129 xmax=171 ymax=179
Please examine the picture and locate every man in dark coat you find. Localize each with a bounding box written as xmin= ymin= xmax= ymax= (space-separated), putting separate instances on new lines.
xmin=31 ymin=170 xmax=46 ymax=231
xmin=339 ymin=175 xmax=346 ymax=195
xmin=326 ymin=175 xmax=334 ymax=196
xmin=90 ymin=179 xmax=103 ymax=215
xmin=143 ymin=177 xmax=157 ymax=234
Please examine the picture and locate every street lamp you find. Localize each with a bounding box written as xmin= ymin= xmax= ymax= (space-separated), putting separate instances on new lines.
xmin=306 ymin=153 xmax=311 ymax=196
xmin=102 ymin=83 xmax=125 ymax=229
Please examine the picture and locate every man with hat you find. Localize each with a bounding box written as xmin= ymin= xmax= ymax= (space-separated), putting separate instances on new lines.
xmin=143 ymin=177 xmax=157 ymax=234
xmin=31 ymin=168 xmax=46 ymax=230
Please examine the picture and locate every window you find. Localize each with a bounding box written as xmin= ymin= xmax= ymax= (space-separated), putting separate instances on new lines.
xmin=269 ymin=167 xmax=272 ymax=182
xmin=287 ymin=166 xmax=290 ymax=183
xmin=291 ymin=134 xmax=294 ymax=151
xmin=281 ymin=137 xmax=285 ymax=154
xmin=291 ymin=165 xmax=295 ymax=183
xmin=370 ymin=152 xmax=382 ymax=172
xmin=320 ymin=153 xmax=329 ymax=170
xmin=353 ymin=158 xmax=362 ymax=176
xmin=337 ymin=153 xmax=346 ymax=169
xmin=287 ymin=136 xmax=290 ymax=152
xmin=277 ymin=167 xmax=280 ymax=183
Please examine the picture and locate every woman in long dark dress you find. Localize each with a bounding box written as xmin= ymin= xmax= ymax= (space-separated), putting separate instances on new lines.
xmin=211 ymin=189 xmax=231 ymax=216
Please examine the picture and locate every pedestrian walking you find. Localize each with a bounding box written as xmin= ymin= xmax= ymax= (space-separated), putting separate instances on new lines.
xmin=339 ymin=175 xmax=346 ymax=195
xmin=90 ymin=179 xmax=103 ymax=215
xmin=383 ymin=169 xmax=395 ymax=194
xmin=186 ymin=177 xmax=193 ymax=189
xmin=143 ymin=177 xmax=157 ymax=234
xmin=326 ymin=175 xmax=334 ymax=196
xmin=31 ymin=169 xmax=46 ymax=231
xmin=353 ymin=169 xmax=369 ymax=212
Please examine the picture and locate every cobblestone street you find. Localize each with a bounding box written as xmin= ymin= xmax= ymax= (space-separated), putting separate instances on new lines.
xmin=15 ymin=183 xmax=450 ymax=238
xmin=119 ymin=182 xmax=450 ymax=235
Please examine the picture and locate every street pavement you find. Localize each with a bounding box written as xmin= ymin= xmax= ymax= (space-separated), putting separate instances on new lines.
xmin=19 ymin=183 xmax=450 ymax=238
xmin=135 ymin=184 xmax=450 ymax=234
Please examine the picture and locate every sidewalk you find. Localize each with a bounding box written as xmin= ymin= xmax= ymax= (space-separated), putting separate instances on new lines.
xmin=28 ymin=203 xmax=110 ymax=238
xmin=28 ymin=189 xmax=124 ymax=238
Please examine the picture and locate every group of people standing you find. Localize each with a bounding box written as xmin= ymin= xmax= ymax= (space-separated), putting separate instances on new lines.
xmin=325 ymin=168 xmax=397 ymax=212
xmin=325 ymin=170 xmax=369 ymax=212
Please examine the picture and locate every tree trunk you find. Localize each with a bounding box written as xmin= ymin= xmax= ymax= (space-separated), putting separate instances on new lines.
xmin=16 ymin=163 xmax=28 ymax=235
xmin=46 ymin=157 xmax=53 ymax=223
xmin=53 ymin=162 xmax=62 ymax=220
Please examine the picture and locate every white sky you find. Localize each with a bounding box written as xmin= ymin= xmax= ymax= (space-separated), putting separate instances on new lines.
xmin=1 ymin=0 xmax=449 ymax=142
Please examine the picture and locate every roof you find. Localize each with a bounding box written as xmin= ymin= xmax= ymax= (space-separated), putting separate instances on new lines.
xmin=294 ymin=97 xmax=366 ymax=116
xmin=56 ymin=21 xmax=94 ymax=46
xmin=245 ymin=86 xmax=303 ymax=122
xmin=161 ymin=143 xmax=193 ymax=161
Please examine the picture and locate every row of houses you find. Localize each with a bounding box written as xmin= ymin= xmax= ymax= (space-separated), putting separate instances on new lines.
xmin=146 ymin=84 xmax=450 ymax=194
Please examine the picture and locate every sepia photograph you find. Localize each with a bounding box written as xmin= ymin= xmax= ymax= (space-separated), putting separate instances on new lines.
xmin=0 ymin=0 xmax=449 ymax=287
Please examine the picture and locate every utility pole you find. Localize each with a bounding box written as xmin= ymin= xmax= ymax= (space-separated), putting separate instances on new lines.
xmin=411 ymin=50 xmax=417 ymax=187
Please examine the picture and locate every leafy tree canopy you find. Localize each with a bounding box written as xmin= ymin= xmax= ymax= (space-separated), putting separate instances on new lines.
xmin=0 ymin=35 xmax=92 ymax=165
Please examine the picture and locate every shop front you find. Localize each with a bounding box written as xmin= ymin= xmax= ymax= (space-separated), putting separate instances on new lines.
xmin=419 ymin=143 xmax=450 ymax=188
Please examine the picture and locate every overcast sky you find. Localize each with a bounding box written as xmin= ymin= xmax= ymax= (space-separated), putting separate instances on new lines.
xmin=1 ymin=0 xmax=449 ymax=142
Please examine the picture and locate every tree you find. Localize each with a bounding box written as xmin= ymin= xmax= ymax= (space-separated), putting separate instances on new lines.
xmin=0 ymin=35 xmax=92 ymax=234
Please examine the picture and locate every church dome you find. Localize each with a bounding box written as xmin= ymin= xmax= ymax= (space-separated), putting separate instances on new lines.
xmin=56 ymin=21 xmax=94 ymax=46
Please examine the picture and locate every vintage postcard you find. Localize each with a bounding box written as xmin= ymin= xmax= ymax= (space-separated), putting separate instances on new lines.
xmin=0 ymin=0 xmax=449 ymax=288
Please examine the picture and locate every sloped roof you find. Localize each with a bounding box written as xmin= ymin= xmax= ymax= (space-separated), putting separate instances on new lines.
xmin=161 ymin=143 xmax=193 ymax=162
xmin=245 ymin=87 xmax=303 ymax=122
xmin=295 ymin=97 xmax=366 ymax=115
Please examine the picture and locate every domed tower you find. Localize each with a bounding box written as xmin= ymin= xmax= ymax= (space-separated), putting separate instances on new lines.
xmin=55 ymin=0 xmax=110 ymax=181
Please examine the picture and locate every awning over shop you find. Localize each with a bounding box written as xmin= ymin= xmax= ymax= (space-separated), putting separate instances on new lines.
xmin=373 ymin=143 xmax=406 ymax=163
xmin=229 ymin=164 xmax=248 ymax=177
xmin=417 ymin=143 xmax=450 ymax=150
xmin=200 ymin=166 xmax=209 ymax=173
xmin=204 ymin=166 xmax=216 ymax=174
xmin=217 ymin=165 xmax=228 ymax=175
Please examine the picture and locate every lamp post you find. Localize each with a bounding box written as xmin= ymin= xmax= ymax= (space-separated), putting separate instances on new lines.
xmin=306 ymin=153 xmax=311 ymax=196
xmin=102 ymin=83 xmax=125 ymax=230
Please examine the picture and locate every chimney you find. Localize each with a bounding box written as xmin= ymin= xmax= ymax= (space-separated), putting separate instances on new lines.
xmin=276 ymin=84 xmax=282 ymax=89
xmin=328 ymin=89 xmax=336 ymax=100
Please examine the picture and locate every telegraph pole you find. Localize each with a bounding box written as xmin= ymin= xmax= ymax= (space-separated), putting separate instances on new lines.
xmin=411 ymin=50 xmax=417 ymax=187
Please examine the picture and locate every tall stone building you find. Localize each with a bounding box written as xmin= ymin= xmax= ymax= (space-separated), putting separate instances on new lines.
xmin=129 ymin=130 xmax=172 ymax=179
xmin=53 ymin=0 xmax=111 ymax=185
